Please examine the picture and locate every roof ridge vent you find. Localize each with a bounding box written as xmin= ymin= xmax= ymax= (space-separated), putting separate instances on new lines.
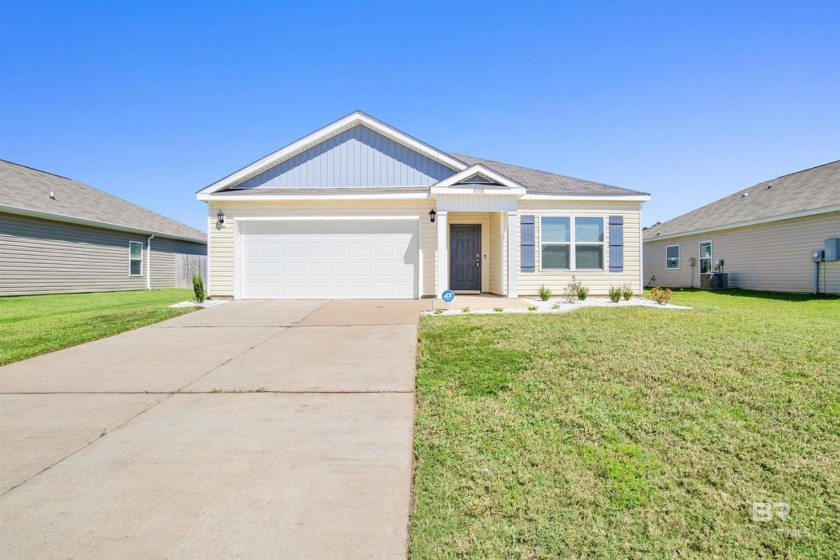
xmin=740 ymin=192 xmax=749 ymax=198
xmin=766 ymin=182 xmax=772 ymax=189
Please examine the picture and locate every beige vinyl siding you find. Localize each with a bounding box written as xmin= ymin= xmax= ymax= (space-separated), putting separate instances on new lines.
xmin=516 ymin=200 xmax=643 ymax=296
xmin=644 ymin=211 xmax=840 ymax=294
xmin=488 ymin=212 xmax=504 ymax=295
xmin=1 ymin=212 xmax=148 ymax=295
xmin=208 ymin=200 xmax=436 ymax=298
xmin=149 ymin=237 xmax=207 ymax=290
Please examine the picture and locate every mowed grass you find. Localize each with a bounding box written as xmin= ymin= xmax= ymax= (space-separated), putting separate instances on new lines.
xmin=0 ymin=289 xmax=195 ymax=365
xmin=411 ymin=290 xmax=839 ymax=559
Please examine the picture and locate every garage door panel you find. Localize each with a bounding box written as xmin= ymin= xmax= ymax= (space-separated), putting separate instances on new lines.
xmin=238 ymin=220 xmax=418 ymax=299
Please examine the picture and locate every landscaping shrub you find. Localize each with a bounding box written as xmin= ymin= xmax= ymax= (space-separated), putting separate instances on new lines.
xmin=609 ymin=286 xmax=622 ymax=303
xmin=192 ymin=271 xmax=205 ymax=303
xmin=621 ymin=283 xmax=633 ymax=301
xmin=563 ymin=276 xmax=584 ymax=303
xmin=577 ymin=285 xmax=589 ymax=300
xmin=538 ymin=284 xmax=552 ymax=301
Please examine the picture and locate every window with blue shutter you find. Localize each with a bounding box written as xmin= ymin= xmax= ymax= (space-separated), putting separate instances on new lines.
xmin=609 ymin=215 xmax=624 ymax=272
xmin=521 ymin=215 xmax=535 ymax=272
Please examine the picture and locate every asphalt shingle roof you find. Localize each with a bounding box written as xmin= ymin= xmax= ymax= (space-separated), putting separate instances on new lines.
xmin=449 ymin=153 xmax=648 ymax=196
xmin=644 ymin=161 xmax=840 ymax=240
xmin=0 ymin=160 xmax=205 ymax=242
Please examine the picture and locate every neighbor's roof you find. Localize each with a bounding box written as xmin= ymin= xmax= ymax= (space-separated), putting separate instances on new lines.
xmin=451 ymin=153 xmax=648 ymax=196
xmin=644 ymin=160 xmax=840 ymax=241
xmin=0 ymin=160 xmax=205 ymax=242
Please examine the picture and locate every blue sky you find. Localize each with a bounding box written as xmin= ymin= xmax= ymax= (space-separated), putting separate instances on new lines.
xmin=1 ymin=0 xmax=838 ymax=231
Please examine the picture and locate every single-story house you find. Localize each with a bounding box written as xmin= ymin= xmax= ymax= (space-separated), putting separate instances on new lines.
xmin=197 ymin=111 xmax=650 ymax=300
xmin=0 ymin=160 xmax=207 ymax=296
xmin=644 ymin=161 xmax=840 ymax=294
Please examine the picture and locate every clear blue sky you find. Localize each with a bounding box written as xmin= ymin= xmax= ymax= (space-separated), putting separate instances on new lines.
xmin=1 ymin=0 xmax=838 ymax=231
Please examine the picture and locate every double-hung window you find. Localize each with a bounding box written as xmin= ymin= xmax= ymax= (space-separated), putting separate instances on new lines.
xmin=129 ymin=241 xmax=143 ymax=276
xmin=666 ymin=245 xmax=680 ymax=269
xmin=699 ymin=241 xmax=712 ymax=273
xmin=540 ymin=216 xmax=605 ymax=270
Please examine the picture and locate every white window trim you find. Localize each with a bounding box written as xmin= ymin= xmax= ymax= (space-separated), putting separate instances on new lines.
xmin=129 ymin=241 xmax=143 ymax=277
xmin=699 ymin=240 xmax=713 ymax=274
xmin=665 ymin=244 xmax=681 ymax=270
xmin=538 ymin=215 xmax=606 ymax=272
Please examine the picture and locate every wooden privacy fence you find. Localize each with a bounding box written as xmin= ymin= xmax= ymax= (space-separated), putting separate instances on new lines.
xmin=175 ymin=254 xmax=207 ymax=289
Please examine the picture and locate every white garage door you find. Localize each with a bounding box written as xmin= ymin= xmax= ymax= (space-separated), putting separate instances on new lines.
xmin=238 ymin=220 xmax=419 ymax=299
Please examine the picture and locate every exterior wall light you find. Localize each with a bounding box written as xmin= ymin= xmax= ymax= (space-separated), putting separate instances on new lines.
xmin=217 ymin=210 xmax=225 ymax=225
xmin=429 ymin=209 xmax=436 ymax=223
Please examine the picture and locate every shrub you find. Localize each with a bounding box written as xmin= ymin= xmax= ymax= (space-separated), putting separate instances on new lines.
xmin=528 ymin=305 xmax=538 ymax=311
xmin=538 ymin=284 xmax=552 ymax=301
xmin=650 ymin=287 xmax=673 ymax=305
xmin=433 ymin=308 xmax=444 ymax=315
xmin=563 ymin=276 xmax=584 ymax=303
xmin=552 ymin=303 xmax=560 ymax=310
xmin=461 ymin=306 xmax=471 ymax=313
xmin=621 ymin=283 xmax=633 ymax=301
xmin=577 ymin=285 xmax=589 ymax=300
xmin=609 ymin=286 xmax=622 ymax=303
xmin=192 ymin=271 xmax=205 ymax=303
xmin=494 ymin=307 xmax=504 ymax=313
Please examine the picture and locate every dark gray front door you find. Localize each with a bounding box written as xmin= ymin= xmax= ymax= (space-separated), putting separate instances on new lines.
xmin=450 ymin=224 xmax=481 ymax=291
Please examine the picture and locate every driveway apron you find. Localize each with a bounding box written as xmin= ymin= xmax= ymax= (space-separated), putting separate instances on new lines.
xmin=0 ymin=299 xmax=425 ymax=559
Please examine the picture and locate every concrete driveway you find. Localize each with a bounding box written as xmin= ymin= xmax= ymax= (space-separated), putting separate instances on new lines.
xmin=0 ymin=299 xmax=431 ymax=559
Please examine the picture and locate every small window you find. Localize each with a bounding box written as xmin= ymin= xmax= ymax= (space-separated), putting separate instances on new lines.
xmin=699 ymin=241 xmax=712 ymax=273
xmin=666 ymin=245 xmax=680 ymax=269
xmin=575 ymin=217 xmax=604 ymax=269
xmin=129 ymin=241 xmax=143 ymax=276
xmin=541 ymin=217 xmax=571 ymax=269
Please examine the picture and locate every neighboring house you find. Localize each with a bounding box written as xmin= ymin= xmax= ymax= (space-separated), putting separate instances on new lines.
xmin=644 ymin=161 xmax=840 ymax=295
xmin=196 ymin=111 xmax=649 ymax=300
xmin=0 ymin=160 xmax=206 ymax=296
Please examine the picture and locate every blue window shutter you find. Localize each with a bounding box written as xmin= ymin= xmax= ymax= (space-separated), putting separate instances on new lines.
xmin=521 ymin=215 xmax=535 ymax=272
xmin=609 ymin=215 xmax=624 ymax=272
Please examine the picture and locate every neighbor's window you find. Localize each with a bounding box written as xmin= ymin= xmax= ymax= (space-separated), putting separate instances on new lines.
xmin=540 ymin=216 xmax=604 ymax=270
xmin=574 ymin=217 xmax=604 ymax=269
xmin=699 ymin=241 xmax=712 ymax=273
xmin=666 ymin=245 xmax=680 ymax=269
xmin=129 ymin=241 xmax=143 ymax=276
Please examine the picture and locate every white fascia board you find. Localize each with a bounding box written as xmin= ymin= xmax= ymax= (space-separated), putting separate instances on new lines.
xmin=433 ymin=164 xmax=526 ymax=190
xmin=235 ymin=216 xmax=420 ymax=222
xmin=0 ymin=205 xmax=205 ymax=244
xmin=644 ymin=205 xmax=840 ymax=242
xmin=197 ymin=192 xmax=430 ymax=202
xmin=521 ymin=194 xmax=651 ymax=202
xmin=198 ymin=111 xmax=467 ymax=195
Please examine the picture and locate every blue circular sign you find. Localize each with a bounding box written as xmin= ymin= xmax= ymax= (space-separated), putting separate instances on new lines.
xmin=441 ymin=290 xmax=455 ymax=302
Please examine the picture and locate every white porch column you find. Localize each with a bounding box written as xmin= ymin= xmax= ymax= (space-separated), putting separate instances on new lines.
xmin=507 ymin=211 xmax=518 ymax=298
xmin=437 ymin=210 xmax=448 ymax=297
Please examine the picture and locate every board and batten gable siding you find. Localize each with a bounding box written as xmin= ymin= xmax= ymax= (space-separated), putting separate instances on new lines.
xmin=516 ymin=200 xmax=643 ymax=295
xmin=149 ymin=237 xmax=208 ymax=290
xmin=644 ymin=211 xmax=840 ymax=294
xmin=207 ymin=200 xmax=437 ymax=298
xmin=233 ymin=125 xmax=456 ymax=189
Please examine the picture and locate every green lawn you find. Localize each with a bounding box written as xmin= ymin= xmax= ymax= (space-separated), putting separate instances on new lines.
xmin=0 ymin=289 xmax=195 ymax=365
xmin=411 ymin=290 xmax=839 ymax=559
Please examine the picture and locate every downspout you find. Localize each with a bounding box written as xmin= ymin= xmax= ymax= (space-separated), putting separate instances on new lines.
xmin=147 ymin=234 xmax=155 ymax=290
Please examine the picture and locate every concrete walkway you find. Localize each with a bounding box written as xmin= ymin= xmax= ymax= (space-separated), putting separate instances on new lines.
xmin=0 ymin=299 xmax=431 ymax=559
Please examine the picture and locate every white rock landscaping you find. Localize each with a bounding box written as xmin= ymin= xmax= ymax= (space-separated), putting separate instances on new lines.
xmin=423 ymin=297 xmax=690 ymax=316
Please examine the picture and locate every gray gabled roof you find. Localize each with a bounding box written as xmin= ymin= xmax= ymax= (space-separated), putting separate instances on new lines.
xmin=449 ymin=153 xmax=648 ymax=196
xmin=644 ymin=160 xmax=840 ymax=241
xmin=0 ymin=160 xmax=205 ymax=243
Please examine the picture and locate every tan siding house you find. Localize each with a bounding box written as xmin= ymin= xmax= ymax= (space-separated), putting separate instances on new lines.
xmin=644 ymin=162 xmax=840 ymax=295
xmin=0 ymin=160 xmax=206 ymax=296
xmin=199 ymin=112 xmax=649 ymax=300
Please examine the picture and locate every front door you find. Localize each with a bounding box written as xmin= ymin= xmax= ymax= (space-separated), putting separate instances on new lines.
xmin=450 ymin=224 xmax=481 ymax=291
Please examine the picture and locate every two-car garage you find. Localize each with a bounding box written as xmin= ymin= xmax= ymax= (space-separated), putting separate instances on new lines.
xmin=237 ymin=220 xmax=419 ymax=299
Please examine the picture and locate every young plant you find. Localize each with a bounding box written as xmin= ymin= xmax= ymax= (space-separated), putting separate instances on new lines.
xmin=609 ymin=286 xmax=622 ymax=303
xmin=621 ymin=283 xmax=633 ymax=301
xmin=528 ymin=305 xmax=538 ymax=311
xmin=192 ymin=271 xmax=205 ymax=303
xmin=577 ymin=285 xmax=590 ymax=301
xmin=552 ymin=303 xmax=560 ymax=310
xmin=538 ymin=284 xmax=552 ymax=301
xmin=650 ymin=287 xmax=673 ymax=305
xmin=433 ymin=308 xmax=444 ymax=315
xmin=494 ymin=307 xmax=504 ymax=313
xmin=563 ymin=276 xmax=583 ymax=303
xmin=461 ymin=306 xmax=471 ymax=313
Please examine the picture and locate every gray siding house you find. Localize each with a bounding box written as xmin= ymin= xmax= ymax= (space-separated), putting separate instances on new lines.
xmin=0 ymin=160 xmax=206 ymax=296
xmin=644 ymin=161 xmax=840 ymax=295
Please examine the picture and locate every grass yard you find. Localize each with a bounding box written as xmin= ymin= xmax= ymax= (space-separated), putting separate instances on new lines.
xmin=0 ymin=289 xmax=195 ymax=365
xmin=411 ymin=290 xmax=839 ymax=559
